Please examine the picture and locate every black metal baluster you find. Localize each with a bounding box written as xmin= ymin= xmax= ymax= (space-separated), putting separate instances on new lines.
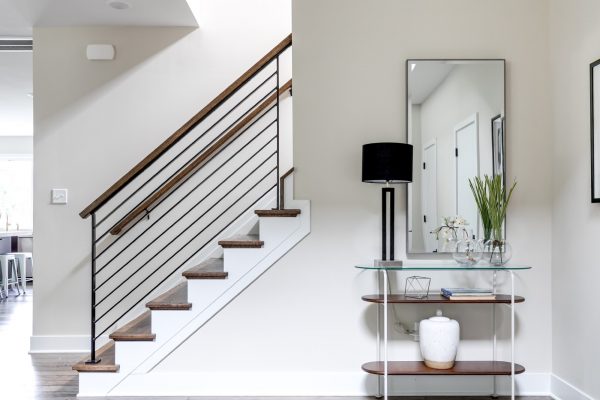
xmin=85 ymin=213 xmax=101 ymax=364
xmin=84 ymin=43 xmax=293 ymax=347
xmin=275 ymin=55 xmax=281 ymax=209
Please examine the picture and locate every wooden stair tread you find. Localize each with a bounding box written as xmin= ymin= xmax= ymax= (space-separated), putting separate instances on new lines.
xmin=72 ymin=341 xmax=119 ymax=373
xmin=361 ymin=361 xmax=525 ymax=376
xmin=109 ymin=311 xmax=155 ymax=341
xmin=219 ymin=234 xmax=264 ymax=248
xmin=146 ymin=282 xmax=191 ymax=310
xmin=183 ymin=259 xmax=228 ymax=279
xmin=255 ymin=209 xmax=301 ymax=217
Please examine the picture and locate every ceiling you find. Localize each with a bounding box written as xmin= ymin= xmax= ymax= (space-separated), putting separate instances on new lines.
xmin=0 ymin=0 xmax=197 ymax=37
xmin=0 ymin=0 xmax=198 ymax=136
xmin=408 ymin=61 xmax=455 ymax=105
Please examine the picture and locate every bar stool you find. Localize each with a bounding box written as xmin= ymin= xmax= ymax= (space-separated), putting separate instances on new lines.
xmin=0 ymin=254 xmax=22 ymax=297
xmin=7 ymin=252 xmax=32 ymax=293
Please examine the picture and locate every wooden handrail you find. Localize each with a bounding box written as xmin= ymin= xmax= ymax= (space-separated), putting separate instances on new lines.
xmin=110 ymin=79 xmax=292 ymax=235
xmin=80 ymin=34 xmax=292 ymax=219
xmin=279 ymin=167 xmax=294 ymax=209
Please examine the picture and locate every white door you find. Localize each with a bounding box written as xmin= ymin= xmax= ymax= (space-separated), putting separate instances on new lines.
xmin=454 ymin=114 xmax=479 ymax=239
xmin=422 ymin=140 xmax=438 ymax=252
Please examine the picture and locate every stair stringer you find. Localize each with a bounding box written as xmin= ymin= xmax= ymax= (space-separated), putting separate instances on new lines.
xmin=78 ymin=197 xmax=310 ymax=397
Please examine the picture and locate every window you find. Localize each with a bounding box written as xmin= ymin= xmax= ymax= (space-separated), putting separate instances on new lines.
xmin=0 ymin=155 xmax=33 ymax=231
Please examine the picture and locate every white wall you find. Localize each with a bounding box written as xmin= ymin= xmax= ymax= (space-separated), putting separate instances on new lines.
xmin=151 ymin=0 xmax=553 ymax=395
xmin=35 ymin=0 xmax=600 ymax=397
xmin=293 ymin=0 xmax=552 ymax=390
xmin=0 ymin=135 xmax=33 ymax=155
xmin=0 ymin=51 xmax=33 ymax=136
xmin=548 ymin=0 xmax=600 ymax=398
xmin=31 ymin=0 xmax=291 ymax=350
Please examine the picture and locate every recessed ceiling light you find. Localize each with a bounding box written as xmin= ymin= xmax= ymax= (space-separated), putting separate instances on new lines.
xmin=107 ymin=0 xmax=132 ymax=10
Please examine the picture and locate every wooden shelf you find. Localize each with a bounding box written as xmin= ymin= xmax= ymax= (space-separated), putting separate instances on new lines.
xmin=361 ymin=361 xmax=525 ymax=376
xmin=361 ymin=294 xmax=525 ymax=304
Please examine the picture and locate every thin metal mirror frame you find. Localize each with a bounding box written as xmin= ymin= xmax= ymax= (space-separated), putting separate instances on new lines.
xmin=590 ymin=58 xmax=600 ymax=203
xmin=405 ymin=58 xmax=507 ymax=256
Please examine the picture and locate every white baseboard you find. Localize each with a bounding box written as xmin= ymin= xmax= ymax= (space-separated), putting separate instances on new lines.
xmin=551 ymin=374 xmax=595 ymax=400
xmin=29 ymin=335 xmax=109 ymax=354
xmin=76 ymin=371 xmax=551 ymax=397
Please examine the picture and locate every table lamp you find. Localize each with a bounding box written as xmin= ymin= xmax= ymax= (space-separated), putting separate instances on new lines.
xmin=362 ymin=142 xmax=413 ymax=266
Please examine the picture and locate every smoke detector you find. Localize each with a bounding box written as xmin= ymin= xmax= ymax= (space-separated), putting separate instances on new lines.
xmin=107 ymin=0 xmax=132 ymax=10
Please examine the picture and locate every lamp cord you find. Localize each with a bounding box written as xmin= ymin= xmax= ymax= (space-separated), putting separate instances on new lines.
xmin=384 ymin=270 xmax=418 ymax=337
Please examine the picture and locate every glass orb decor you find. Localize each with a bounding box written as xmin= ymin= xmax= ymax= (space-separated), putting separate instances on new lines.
xmin=452 ymin=239 xmax=483 ymax=265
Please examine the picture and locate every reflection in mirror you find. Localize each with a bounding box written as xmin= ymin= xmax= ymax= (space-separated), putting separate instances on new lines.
xmin=591 ymin=59 xmax=600 ymax=202
xmin=406 ymin=59 xmax=505 ymax=254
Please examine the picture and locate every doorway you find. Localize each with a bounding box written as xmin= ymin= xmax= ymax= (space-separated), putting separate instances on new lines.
xmin=454 ymin=113 xmax=479 ymax=238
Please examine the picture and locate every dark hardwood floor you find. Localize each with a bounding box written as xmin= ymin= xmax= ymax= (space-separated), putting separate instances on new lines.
xmin=0 ymin=284 xmax=550 ymax=400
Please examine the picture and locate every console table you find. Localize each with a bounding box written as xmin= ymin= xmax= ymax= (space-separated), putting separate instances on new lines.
xmin=355 ymin=264 xmax=531 ymax=400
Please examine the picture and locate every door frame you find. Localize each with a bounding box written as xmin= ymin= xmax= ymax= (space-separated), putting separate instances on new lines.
xmin=421 ymin=139 xmax=438 ymax=252
xmin=453 ymin=113 xmax=479 ymax=235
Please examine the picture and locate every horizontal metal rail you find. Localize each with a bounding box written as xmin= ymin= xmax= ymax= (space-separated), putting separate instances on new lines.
xmin=95 ymin=71 xmax=278 ymax=228
xmin=85 ymin=40 xmax=292 ymax=364
xmin=95 ymin=178 xmax=277 ymax=336
xmin=94 ymin=120 xmax=277 ymax=272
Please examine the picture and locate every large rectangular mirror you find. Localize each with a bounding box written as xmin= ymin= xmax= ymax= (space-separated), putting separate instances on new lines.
xmin=591 ymin=58 xmax=600 ymax=202
xmin=406 ymin=59 xmax=506 ymax=254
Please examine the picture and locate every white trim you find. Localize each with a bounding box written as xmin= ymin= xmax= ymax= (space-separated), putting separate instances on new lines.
xmin=453 ymin=112 xmax=479 ymax=235
xmin=77 ymin=371 xmax=551 ymax=398
xmin=421 ymin=138 xmax=437 ymax=252
xmin=29 ymin=335 xmax=108 ymax=353
xmin=551 ymin=373 xmax=595 ymax=400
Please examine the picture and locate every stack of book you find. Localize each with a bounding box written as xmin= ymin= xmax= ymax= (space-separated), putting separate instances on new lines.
xmin=441 ymin=288 xmax=496 ymax=300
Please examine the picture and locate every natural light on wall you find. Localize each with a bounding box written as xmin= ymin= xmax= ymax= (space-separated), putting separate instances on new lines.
xmin=0 ymin=156 xmax=33 ymax=231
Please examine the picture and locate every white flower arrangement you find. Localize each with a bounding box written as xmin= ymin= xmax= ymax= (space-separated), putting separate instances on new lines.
xmin=431 ymin=216 xmax=470 ymax=241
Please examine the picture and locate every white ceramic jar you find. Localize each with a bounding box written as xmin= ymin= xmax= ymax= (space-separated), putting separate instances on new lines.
xmin=419 ymin=309 xmax=460 ymax=369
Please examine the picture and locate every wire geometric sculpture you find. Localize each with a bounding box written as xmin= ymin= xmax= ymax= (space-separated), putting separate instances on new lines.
xmin=404 ymin=276 xmax=431 ymax=299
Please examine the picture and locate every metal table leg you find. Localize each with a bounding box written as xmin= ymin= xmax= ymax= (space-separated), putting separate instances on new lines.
xmin=510 ymin=271 xmax=515 ymax=400
xmin=382 ymin=270 xmax=388 ymax=400
xmin=492 ymin=271 xmax=498 ymax=398
xmin=376 ymin=274 xmax=382 ymax=398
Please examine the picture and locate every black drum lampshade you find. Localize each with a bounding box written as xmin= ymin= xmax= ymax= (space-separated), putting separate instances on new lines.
xmin=361 ymin=142 xmax=413 ymax=264
xmin=362 ymin=142 xmax=413 ymax=183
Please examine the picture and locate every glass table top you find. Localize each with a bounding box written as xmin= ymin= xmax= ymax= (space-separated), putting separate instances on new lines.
xmin=355 ymin=264 xmax=531 ymax=271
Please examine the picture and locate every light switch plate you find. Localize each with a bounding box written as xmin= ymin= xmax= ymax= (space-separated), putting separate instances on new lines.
xmin=51 ymin=189 xmax=68 ymax=204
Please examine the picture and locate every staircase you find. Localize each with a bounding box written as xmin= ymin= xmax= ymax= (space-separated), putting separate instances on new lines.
xmin=72 ymin=35 xmax=309 ymax=396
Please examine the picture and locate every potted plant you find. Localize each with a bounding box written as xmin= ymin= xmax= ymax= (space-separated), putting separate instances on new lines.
xmin=469 ymin=175 xmax=517 ymax=265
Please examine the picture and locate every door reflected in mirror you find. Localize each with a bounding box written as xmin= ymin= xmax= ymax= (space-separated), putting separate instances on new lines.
xmin=406 ymin=59 xmax=505 ymax=254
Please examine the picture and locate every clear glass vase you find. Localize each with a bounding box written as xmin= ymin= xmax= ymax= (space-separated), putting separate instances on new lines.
xmin=452 ymin=239 xmax=483 ymax=265
xmin=440 ymin=237 xmax=458 ymax=253
xmin=481 ymin=239 xmax=512 ymax=266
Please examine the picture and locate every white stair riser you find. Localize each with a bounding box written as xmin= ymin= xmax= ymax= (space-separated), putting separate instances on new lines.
xmin=257 ymin=215 xmax=301 ymax=244
xmin=115 ymin=341 xmax=156 ymax=371
xmin=150 ymin=309 xmax=194 ymax=340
